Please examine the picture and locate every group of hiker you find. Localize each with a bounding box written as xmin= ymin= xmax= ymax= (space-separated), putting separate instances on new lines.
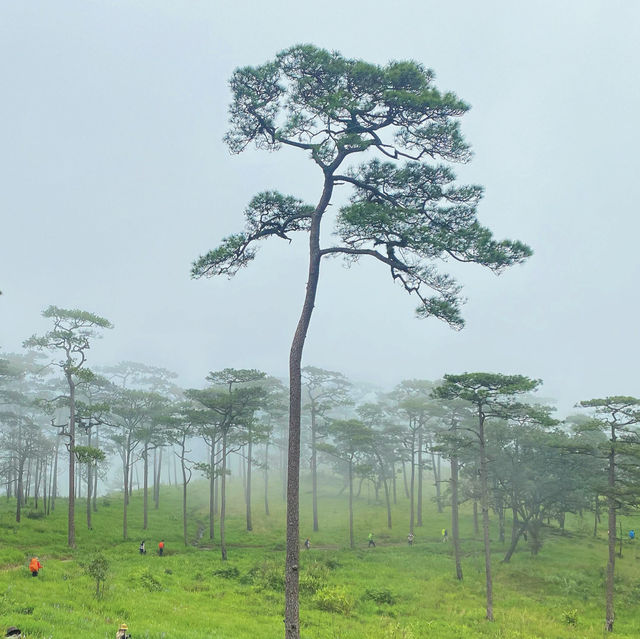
xmin=303 ymin=528 xmax=450 ymax=550
xmin=138 ymin=540 xmax=164 ymax=555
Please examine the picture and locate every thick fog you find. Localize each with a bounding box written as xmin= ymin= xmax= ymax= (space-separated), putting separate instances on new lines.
xmin=2 ymin=1 xmax=639 ymax=415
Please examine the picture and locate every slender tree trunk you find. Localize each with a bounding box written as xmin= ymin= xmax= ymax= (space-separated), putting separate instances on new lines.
xmin=122 ymin=449 xmax=129 ymax=540
xmin=478 ymin=411 xmax=494 ymax=621
xmin=311 ymin=409 xmax=319 ymax=532
xmin=181 ymin=449 xmax=188 ymax=546
xmin=246 ymin=433 xmax=253 ymax=531
xmin=348 ymin=458 xmax=354 ymax=548
xmin=67 ymin=372 xmax=76 ymax=547
xmin=392 ymin=461 xmax=397 ymax=505
xmin=220 ymin=432 xmax=228 ymax=560
xmin=435 ymin=452 xmax=443 ymax=513
xmin=503 ymin=523 xmax=525 ymax=563
xmin=285 ymin=178 xmax=331 ymax=639
xmin=451 ymin=455 xmax=463 ymax=580
xmin=264 ymin=440 xmax=270 ymax=516
xmin=473 ymin=499 xmax=479 ymax=535
xmin=409 ymin=430 xmax=416 ymax=534
xmin=52 ymin=438 xmax=59 ymax=512
xmin=383 ymin=476 xmax=392 ymax=529
xmin=86 ymin=430 xmax=92 ymax=530
xmin=417 ymin=427 xmax=423 ymax=527
xmin=402 ymin=460 xmax=409 ymax=498
xmin=92 ymin=430 xmax=99 ymax=513
xmin=209 ymin=441 xmax=215 ymax=540
xmin=15 ymin=458 xmax=24 ymax=523
xmin=605 ymin=436 xmax=616 ymax=632
xmin=214 ymin=442 xmax=219 ymax=517
xmin=143 ymin=443 xmax=149 ymax=530
xmin=594 ymin=494 xmax=599 ymax=537
xmin=34 ymin=458 xmax=40 ymax=510
xmin=155 ymin=446 xmax=163 ymax=509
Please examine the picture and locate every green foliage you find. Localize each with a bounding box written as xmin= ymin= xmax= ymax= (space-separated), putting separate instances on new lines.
xmin=138 ymin=569 xmax=163 ymax=592
xmin=84 ymin=553 xmax=109 ymax=598
xmin=561 ymin=608 xmax=578 ymax=626
xmin=299 ymin=561 xmax=329 ymax=594
xmin=212 ymin=565 xmax=240 ymax=579
xmin=364 ymin=587 xmax=396 ymax=605
xmin=193 ymin=44 xmax=531 ymax=329
xmin=312 ymin=585 xmax=354 ymax=614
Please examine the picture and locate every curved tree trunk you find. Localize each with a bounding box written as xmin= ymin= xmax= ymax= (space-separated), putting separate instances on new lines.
xmin=285 ymin=176 xmax=332 ymax=639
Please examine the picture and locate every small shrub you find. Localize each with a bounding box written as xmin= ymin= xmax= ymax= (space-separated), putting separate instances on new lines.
xmin=84 ymin=554 xmax=109 ymax=599
xmin=139 ymin=569 xmax=162 ymax=592
xmin=164 ymin=568 xmax=173 ymax=575
xmin=365 ymin=587 xmax=396 ymax=605
xmin=213 ymin=565 xmax=240 ymax=579
xmin=184 ymin=582 xmax=210 ymax=592
xmin=242 ymin=562 xmax=284 ymax=591
xmin=313 ymin=586 xmax=354 ymax=614
xmin=324 ymin=557 xmax=341 ymax=570
xmin=562 ymin=608 xmax=578 ymax=627
xmin=17 ymin=606 xmax=34 ymax=615
xmin=25 ymin=511 xmax=45 ymax=520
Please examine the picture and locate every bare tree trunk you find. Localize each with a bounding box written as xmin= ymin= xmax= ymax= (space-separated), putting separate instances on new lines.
xmin=594 ymin=494 xmax=599 ymax=537
xmin=86 ymin=431 xmax=92 ymax=530
xmin=246 ymin=434 xmax=253 ymax=531
xmin=348 ymin=458 xmax=354 ymax=548
xmin=436 ymin=452 xmax=443 ymax=513
xmin=143 ymin=443 xmax=149 ymax=530
xmin=451 ymin=455 xmax=463 ymax=580
xmin=67 ymin=372 xmax=77 ymax=547
xmin=51 ymin=438 xmax=59 ymax=512
xmin=155 ymin=446 xmax=163 ymax=509
xmin=605 ymin=438 xmax=616 ymax=631
xmin=264 ymin=440 xmax=270 ymax=516
xmin=402 ymin=460 xmax=409 ymax=498
xmin=392 ymin=461 xmax=397 ymax=505
xmin=181 ymin=450 xmax=188 ymax=546
xmin=409 ymin=429 xmax=416 ymax=534
xmin=285 ymin=178 xmax=331 ymax=639
xmin=209 ymin=442 xmax=215 ymax=540
xmin=478 ymin=412 xmax=493 ymax=621
xmin=473 ymin=499 xmax=479 ymax=535
xmin=220 ymin=432 xmax=228 ymax=560
xmin=311 ymin=409 xmax=319 ymax=532
xmin=417 ymin=427 xmax=423 ymax=527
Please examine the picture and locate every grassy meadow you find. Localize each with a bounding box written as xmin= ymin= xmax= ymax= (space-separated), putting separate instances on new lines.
xmin=1 ymin=473 xmax=640 ymax=638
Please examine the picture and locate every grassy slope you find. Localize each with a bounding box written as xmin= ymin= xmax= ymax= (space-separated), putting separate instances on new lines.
xmin=1 ymin=474 xmax=640 ymax=639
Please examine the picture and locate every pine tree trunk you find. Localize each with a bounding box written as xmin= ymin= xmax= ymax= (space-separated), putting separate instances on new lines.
xmin=209 ymin=441 xmax=215 ymax=540
xmin=348 ymin=458 xmax=354 ymax=548
xmin=67 ymin=371 xmax=76 ymax=548
xmin=264 ymin=440 xmax=270 ymax=516
xmin=478 ymin=412 xmax=493 ymax=621
xmin=417 ymin=427 xmax=423 ymax=527
xmin=143 ymin=442 xmax=149 ymax=530
xmin=311 ymin=409 xmax=319 ymax=532
xmin=451 ymin=455 xmax=463 ymax=580
xmin=220 ymin=432 xmax=228 ymax=560
xmin=246 ymin=434 xmax=253 ymax=531
xmin=285 ymin=178 xmax=331 ymax=639
xmin=605 ymin=437 xmax=616 ymax=631
xmin=86 ymin=430 xmax=92 ymax=530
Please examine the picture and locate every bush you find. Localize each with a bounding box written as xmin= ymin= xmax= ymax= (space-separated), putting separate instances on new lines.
xmin=562 ymin=608 xmax=578 ymax=626
xmin=213 ymin=565 xmax=240 ymax=580
xmin=313 ymin=586 xmax=354 ymax=614
xmin=299 ymin=562 xmax=328 ymax=594
xmin=365 ymin=587 xmax=396 ymax=605
xmin=242 ymin=562 xmax=284 ymax=591
xmin=84 ymin=554 xmax=109 ymax=599
xmin=25 ymin=511 xmax=45 ymax=520
xmin=323 ymin=557 xmax=341 ymax=570
xmin=139 ymin=569 xmax=162 ymax=592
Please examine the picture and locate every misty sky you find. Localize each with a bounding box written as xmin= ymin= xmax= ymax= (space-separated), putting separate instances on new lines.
xmin=1 ymin=1 xmax=639 ymax=415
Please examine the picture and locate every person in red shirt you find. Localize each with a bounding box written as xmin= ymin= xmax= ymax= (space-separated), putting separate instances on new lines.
xmin=158 ymin=540 xmax=164 ymax=556
xmin=29 ymin=557 xmax=42 ymax=577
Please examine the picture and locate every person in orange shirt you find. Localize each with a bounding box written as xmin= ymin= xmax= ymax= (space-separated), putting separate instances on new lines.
xmin=158 ymin=540 xmax=164 ymax=556
xmin=29 ymin=557 xmax=42 ymax=577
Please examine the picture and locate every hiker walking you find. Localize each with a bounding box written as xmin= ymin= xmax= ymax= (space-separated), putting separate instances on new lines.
xmin=368 ymin=532 xmax=376 ymax=548
xmin=158 ymin=540 xmax=165 ymax=556
xmin=139 ymin=540 xmax=146 ymax=555
xmin=304 ymin=538 xmax=311 ymax=551
xmin=29 ymin=557 xmax=42 ymax=577
xmin=441 ymin=528 xmax=448 ymax=543
xmin=407 ymin=532 xmax=414 ymax=546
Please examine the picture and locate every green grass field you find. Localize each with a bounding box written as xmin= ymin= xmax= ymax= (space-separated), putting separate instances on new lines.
xmin=1 ymin=474 xmax=639 ymax=638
